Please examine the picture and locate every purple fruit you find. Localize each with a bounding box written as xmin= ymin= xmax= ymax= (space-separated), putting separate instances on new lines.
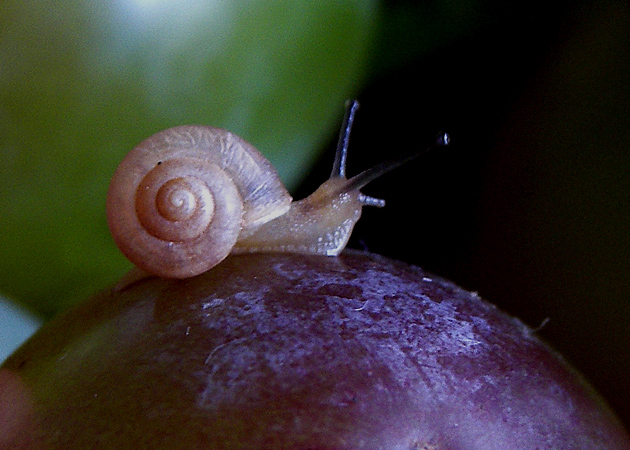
xmin=1 ymin=252 xmax=628 ymax=449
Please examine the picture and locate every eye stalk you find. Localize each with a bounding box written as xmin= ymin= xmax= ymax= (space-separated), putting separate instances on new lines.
xmin=330 ymin=99 xmax=360 ymax=179
xmin=328 ymin=99 xmax=450 ymax=207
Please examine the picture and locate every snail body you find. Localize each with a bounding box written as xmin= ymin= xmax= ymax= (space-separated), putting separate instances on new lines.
xmin=107 ymin=101 xmax=448 ymax=279
xmin=233 ymin=176 xmax=365 ymax=256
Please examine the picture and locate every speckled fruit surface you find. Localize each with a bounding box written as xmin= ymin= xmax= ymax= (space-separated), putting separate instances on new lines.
xmin=1 ymin=251 xmax=629 ymax=449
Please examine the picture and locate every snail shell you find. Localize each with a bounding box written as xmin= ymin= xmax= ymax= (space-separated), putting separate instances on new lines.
xmin=106 ymin=125 xmax=292 ymax=278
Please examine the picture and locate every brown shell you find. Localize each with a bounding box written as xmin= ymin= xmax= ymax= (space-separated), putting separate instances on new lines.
xmin=106 ymin=126 xmax=292 ymax=278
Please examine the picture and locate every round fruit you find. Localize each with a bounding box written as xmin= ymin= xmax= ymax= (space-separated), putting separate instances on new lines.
xmin=1 ymin=252 xmax=628 ymax=449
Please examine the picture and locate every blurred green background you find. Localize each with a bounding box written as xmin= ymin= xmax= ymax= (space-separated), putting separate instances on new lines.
xmin=1 ymin=0 xmax=629 ymax=429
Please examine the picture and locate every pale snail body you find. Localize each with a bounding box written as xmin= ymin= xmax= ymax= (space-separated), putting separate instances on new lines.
xmin=233 ymin=176 xmax=364 ymax=256
xmin=107 ymin=101 xmax=449 ymax=279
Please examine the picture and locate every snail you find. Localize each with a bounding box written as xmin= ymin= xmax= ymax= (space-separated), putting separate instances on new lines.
xmin=107 ymin=100 xmax=449 ymax=279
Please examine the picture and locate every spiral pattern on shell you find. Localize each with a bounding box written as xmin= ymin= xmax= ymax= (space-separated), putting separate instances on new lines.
xmin=107 ymin=125 xmax=292 ymax=278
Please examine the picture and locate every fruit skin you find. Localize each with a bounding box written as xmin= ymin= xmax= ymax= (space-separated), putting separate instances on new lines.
xmin=1 ymin=252 xmax=629 ymax=449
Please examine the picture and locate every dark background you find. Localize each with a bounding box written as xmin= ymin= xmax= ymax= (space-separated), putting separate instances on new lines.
xmin=297 ymin=0 xmax=630 ymax=429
